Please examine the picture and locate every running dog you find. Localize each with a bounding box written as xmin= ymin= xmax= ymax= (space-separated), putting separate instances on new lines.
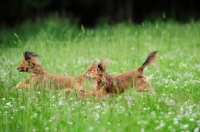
xmin=15 ymin=51 xmax=75 ymax=91
xmin=84 ymin=51 xmax=158 ymax=97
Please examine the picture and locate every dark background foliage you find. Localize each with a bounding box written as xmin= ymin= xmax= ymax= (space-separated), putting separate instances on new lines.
xmin=1 ymin=0 xmax=200 ymax=27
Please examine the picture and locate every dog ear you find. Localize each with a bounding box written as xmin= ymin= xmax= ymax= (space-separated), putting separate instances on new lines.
xmin=85 ymin=60 xmax=98 ymax=71
xmin=98 ymin=58 xmax=109 ymax=72
xmin=23 ymin=51 xmax=40 ymax=65
xmin=23 ymin=51 xmax=39 ymax=60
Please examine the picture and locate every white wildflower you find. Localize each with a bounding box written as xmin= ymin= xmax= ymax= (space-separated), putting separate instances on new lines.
xmin=89 ymin=127 xmax=94 ymax=131
xmin=20 ymin=106 xmax=26 ymax=110
xmin=173 ymin=118 xmax=178 ymax=124
xmin=166 ymin=99 xmax=176 ymax=106
xmin=5 ymin=102 xmax=12 ymax=108
xmin=189 ymin=118 xmax=194 ymax=122
xmin=6 ymin=102 xmax=11 ymax=106
xmin=194 ymin=127 xmax=199 ymax=132
xmin=140 ymin=128 xmax=146 ymax=132
xmin=45 ymin=127 xmax=49 ymax=131
xmin=180 ymin=124 xmax=189 ymax=129
xmin=155 ymin=120 xmax=165 ymax=130
xmin=34 ymin=113 xmax=38 ymax=117
xmin=95 ymin=105 xmax=101 ymax=109
xmin=68 ymin=121 xmax=73 ymax=125
xmin=94 ymin=113 xmax=100 ymax=121
xmin=58 ymin=101 xmax=63 ymax=106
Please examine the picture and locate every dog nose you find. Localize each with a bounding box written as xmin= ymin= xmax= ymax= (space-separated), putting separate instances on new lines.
xmin=17 ymin=67 xmax=21 ymax=71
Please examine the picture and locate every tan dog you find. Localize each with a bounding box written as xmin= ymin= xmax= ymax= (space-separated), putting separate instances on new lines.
xmin=15 ymin=51 xmax=75 ymax=91
xmin=84 ymin=51 xmax=158 ymax=97
xmin=75 ymin=60 xmax=102 ymax=98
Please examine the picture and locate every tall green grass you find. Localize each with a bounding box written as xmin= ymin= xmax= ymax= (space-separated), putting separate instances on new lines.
xmin=0 ymin=17 xmax=200 ymax=132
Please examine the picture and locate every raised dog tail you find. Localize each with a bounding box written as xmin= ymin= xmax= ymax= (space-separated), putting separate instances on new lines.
xmin=138 ymin=51 xmax=157 ymax=72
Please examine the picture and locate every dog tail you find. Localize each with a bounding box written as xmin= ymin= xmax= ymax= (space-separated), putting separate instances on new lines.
xmin=138 ymin=51 xmax=157 ymax=72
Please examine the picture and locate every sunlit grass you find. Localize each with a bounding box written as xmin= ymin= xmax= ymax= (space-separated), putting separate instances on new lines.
xmin=0 ymin=17 xmax=200 ymax=132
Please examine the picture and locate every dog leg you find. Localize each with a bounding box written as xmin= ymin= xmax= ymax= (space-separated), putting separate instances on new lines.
xmin=15 ymin=79 xmax=30 ymax=89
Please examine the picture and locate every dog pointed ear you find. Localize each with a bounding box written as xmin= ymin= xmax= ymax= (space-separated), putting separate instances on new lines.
xmin=98 ymin=58 xmax=109 ymax=72
xmin=85 ymin=60 xmax=98 ymax=71
xmin=92 ymin=60 xmax=98 ymax=65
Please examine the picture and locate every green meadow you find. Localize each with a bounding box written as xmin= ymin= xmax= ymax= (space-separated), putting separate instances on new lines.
xmin=0 ymin=17 xmax=200 ymax=132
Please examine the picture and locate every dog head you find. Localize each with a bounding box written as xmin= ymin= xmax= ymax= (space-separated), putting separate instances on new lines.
xmin=84 ymin=60 xmax=99 ymax=79
xmin=17 ymin=51 xmax=40 ymax=72
xmin=85 ymin=58 xmax=109 ymax=79
xmin=23 ymin=51 xmax=40 ymax=64
xmin=17 ymin=60 xmax=32 ymax=72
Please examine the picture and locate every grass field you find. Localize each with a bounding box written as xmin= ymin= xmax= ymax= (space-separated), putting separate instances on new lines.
xmin=0 ymin=17 xmax=200 ymax=132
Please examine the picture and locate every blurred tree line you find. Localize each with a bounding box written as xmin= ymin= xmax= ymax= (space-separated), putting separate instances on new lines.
xmin=1 ymin=0 xmax=200 ymax=27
